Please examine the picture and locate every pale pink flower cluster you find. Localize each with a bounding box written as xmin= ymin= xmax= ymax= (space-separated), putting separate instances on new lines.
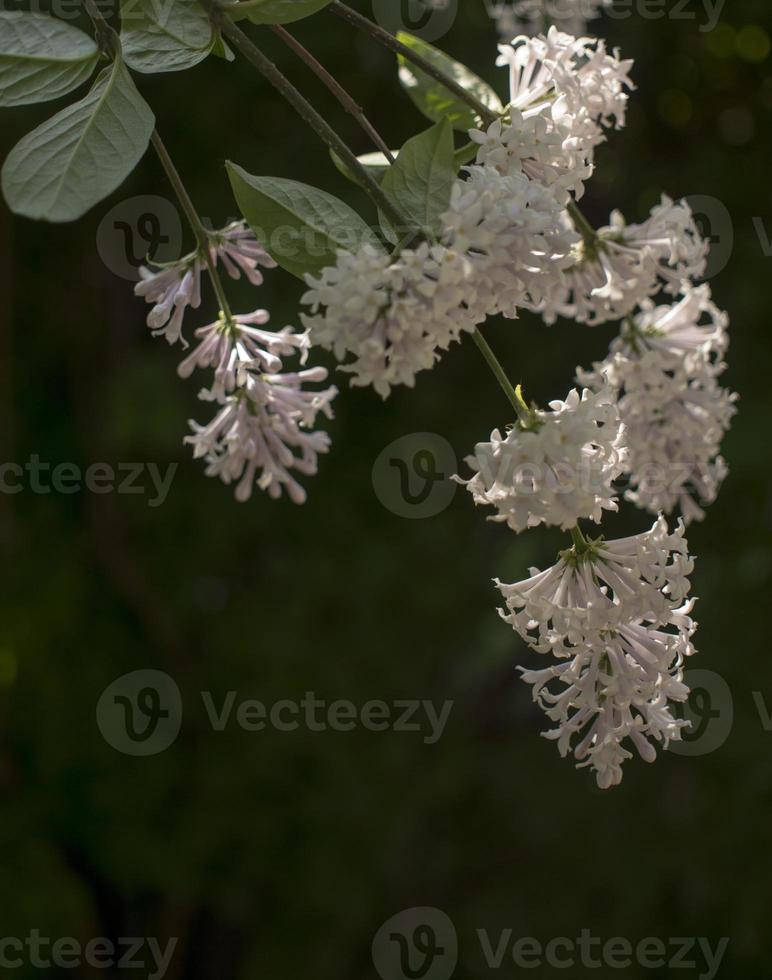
xmin=136 ymin=222 xmax=336 ymax=502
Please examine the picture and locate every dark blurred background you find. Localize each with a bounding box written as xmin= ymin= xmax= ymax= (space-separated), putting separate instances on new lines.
xmin=0 ymin=0 xmax=770 ymax=976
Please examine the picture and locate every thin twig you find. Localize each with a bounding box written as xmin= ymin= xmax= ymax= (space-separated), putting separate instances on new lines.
xmin=150 ymin=131 xmax=234 ymax=321
xmin=328 ymin=1 xmax=499 ymax=128
xmin=212 ymin=11 xmax=414 ymax=233
xmin=270 ymin=24 xmax=395 ymax=163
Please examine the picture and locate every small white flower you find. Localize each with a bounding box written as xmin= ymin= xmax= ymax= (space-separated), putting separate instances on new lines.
xmin=300 ymin=243 xmax=480 ymax=398
xmin=458 ymin=387 xmax=626 ymax=532
xmin=578 ymin=285 xmax=737 ymax=521
xmin=471 ymin=113 xmax=594 ymax=204
xmin=498 ymin=517 xmax=696 ymax=787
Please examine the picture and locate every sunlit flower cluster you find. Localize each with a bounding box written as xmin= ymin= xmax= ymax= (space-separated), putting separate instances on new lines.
xmin=578 ymin=285 xmax=737 ymax=521
xmin=458 ymin=387 xmax=625 ymax=532
xmin=499 ymin=518 xmax=696 ymax=787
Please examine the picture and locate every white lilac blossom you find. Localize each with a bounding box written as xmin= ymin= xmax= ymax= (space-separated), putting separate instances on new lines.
xmin=442 ymin=165 xmax=578 ymax=317
xmin=486 ymin=0 xmax=612 ymax=39
xmin=578 ymin=285 xmax=737 ymax=522
xmin=177 ymin=310 xmax=310 ymax=401
xmin=498 ymin=517 xmax=696 ymax=787
xmin=186 ymin=369 xmax=337 ymax=504
xmin=458 ymin=387 xmax=626 ymax=532
xmin=471 ymin=113 xmax=594 ymax=205
xmin=136 ymin=221 xmax=273 ymax=346
xmin=300 ymin=242 xmax=480 ymax=398
xmin=135 ymin=253 xmax=202 ymax=346
xmin=533 ymin=196 xmax=709 ymax=326
xmin=476 ymin=29 xmax=633 ymax=202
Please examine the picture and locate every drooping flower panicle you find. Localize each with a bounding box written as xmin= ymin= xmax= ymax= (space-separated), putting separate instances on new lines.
xmin=498 ymin=518 xmax=696 ymax=788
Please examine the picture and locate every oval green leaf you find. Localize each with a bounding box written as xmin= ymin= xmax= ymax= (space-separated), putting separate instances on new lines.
xmin=227 ymin=162 xmax=384 ymax=279
xmin=2 ymin=57 xmax=155 ymax=222
xmin=380 ymin=117 xmax=455 ymax=236
xmin=396 ymin=31 xmax=503 ymax=132
xmin=120 ymin=0 xmax=214 ymax=74
xmin=0 ymin=11 xmax=99 ymax=108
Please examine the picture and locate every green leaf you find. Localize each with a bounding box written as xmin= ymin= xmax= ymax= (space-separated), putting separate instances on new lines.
xmin=211 ymin=30 xmax=235 ymax=62
xmin=224 ymin=0 xmax=334 ymax=25
xmin=396 ymin=31 xmax=503 ymax=132
xmin=379 ymin=118 xmax=455 ymax=238
xmin=120 ymin=0 xmax=214 ymax=74
xmin=1 ymin=57 xmax=155 ymax=222
xmin=0 ymin=11 xmax=99 ymax=108
xmin=227 ymin=163 xmax=384 ymax=279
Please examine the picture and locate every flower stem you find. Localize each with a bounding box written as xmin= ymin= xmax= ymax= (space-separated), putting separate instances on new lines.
xmin=568 ymin=200 xmax=598 ymax=247
xmin=570 ymin=525 xmax=588 ymax=550
xmin=269 ymin=24 xmax=395 ymax=163
xmin=328 ymin=1 xmax=499 ymax=128
xmin=212 ymin=12 xmax=413 ymax=233
xmin=472 ymin=329 xmax=530 ymax=424
xmin=81 ymin=0 xmax=119 ymax=56
xmin=150 ymin=131 xmax=234 ymax=322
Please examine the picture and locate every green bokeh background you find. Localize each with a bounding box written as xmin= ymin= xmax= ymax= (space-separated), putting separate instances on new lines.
xmin=0 ymin=0 xmax=770 ymax=976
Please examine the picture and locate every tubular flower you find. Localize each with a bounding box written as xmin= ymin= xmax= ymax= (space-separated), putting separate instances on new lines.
xmin=135 ymin=253 xmax=202 ymax=347
xmin=177 ymin=310 xmax=310 ymax=401
xmin=209 ymin=221 xmax=277 ymax=286
xmin=533 ymin=196 xmax=709 ymax=326
xmin=136 ymin=221 xmax=274 ymax=346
